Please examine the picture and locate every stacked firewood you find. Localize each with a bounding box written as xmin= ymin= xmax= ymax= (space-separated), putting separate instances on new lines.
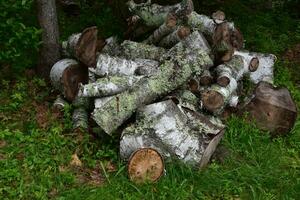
xmin=50 ymin=0 xmax=297 ymax=183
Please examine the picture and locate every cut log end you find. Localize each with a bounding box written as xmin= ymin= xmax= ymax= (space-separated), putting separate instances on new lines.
xmin=166 ymin=13 xmax=177 ymax=28
xmin=177 ymin=26 xmax=191 ymax=39
xmin=128 ymin=148 xmax=164 ymax=183
xmin=202 ymin=90 xmax=224 ymax=112
xmin=249 ymin=57 xmax=259 ymax=72
xmin=199 ymin=75 xmax=213 ymax=86
xmin=188 ymin=78 xmax=199 ymax=93
xmin=62 ymin=64 xmax=88 ymax=101
xmin=217 ymin=76 xmax=230 ymax=87
xmin=75 ymin=26 xmax=98 ymax=68
xmin=212 ymin=10 xmax=225 ymax=24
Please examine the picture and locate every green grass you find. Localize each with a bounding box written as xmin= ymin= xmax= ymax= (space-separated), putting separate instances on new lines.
xmin=1 ymin=1 xmax=300 ymax=199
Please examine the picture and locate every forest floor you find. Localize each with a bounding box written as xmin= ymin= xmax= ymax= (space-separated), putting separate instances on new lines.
xmin=1 ymin=1 xmax=300 ymax=199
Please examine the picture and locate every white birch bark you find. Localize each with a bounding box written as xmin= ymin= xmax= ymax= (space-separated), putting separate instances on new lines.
xmin=50 ymin=58 xmax=78 ymax=93
xmin=120 ymin=40 xmax=167 ymax=61
xmin=95 ymin=54 xmax=159 ymax=77
xmin=92 ymin=37 xmax=213 ymax=134
xmin=120 ymin=100 xmax=225 ymax=167
xmin=78 ymin=76 xmax=144 ymax=98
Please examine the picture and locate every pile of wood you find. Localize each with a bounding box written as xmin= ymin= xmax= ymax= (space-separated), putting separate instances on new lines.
xmin=50 ymin=0 xmax=297 ymax=182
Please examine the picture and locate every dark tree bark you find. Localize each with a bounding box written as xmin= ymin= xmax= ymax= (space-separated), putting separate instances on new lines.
xmin=36 ymin=0 xmax=60 ymax=79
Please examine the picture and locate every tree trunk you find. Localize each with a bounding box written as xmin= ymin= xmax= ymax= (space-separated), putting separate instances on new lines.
xmin=36 ymin=0 xmax=60 ymax=79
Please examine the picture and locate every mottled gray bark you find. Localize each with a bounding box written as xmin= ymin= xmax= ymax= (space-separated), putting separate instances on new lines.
xmin=36 ymin=0 xmax=60 ymax=79
xmin=95 ymin=54 xmax=159 ymax=77
xmin=78 ymin=76 xmax=144 ymax=98
xmin=120 ymin=40 xmax=167 ymax=61
xmin=92 ymin=37 xmax=213 ymax=134
xmin=143 ymin=13 xmax=177 ymax=45
xmin=158 ymin=26 xmax=191 ymax=48
xmin=120 ymin=100 xmax=225 ymax=167
xmin=127 ymin=0 xmax=193 ymax=27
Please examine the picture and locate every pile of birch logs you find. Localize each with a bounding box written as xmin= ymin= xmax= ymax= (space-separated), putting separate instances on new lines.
xmin=50 ymin=0 xmax=297 ymax=179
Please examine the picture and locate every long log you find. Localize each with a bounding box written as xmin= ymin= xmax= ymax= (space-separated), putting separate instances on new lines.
xmin=95 ymin=54 xmax=159 ymax=77
xmin=120 ymin=100 xmax=225 ymax=167
xmin=78 ymin=76 xmax=144 ymax=98
xmin=50 ymin=59 xmax=88 ymax=101
xmin=143 ymin=13 xmax=177 ymax=45
xmin=92 ymin=38 xmax=213 ymax=134
xmin=120 ymin=40 xmax=167 ymax=61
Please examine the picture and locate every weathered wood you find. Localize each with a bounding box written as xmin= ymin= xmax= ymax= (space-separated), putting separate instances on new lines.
xmin=50 ymin=59 xmax=88 ymax=101
xmin=78 ymin=76 xmax=144 ymax=98
xmin=128 ymin=148 xmax=164 ymax=183
xmin=158 ymin=26 xmax=191 ymax=48
xmin=62 ymin=27 xmax=98 ymax=67
xmin=95 ymin=54 xmax=159 ymax=77
xmin=241 ymin=82 xmax=297 ymax=136
xmin=143 ymin=13 xmax=177 ymax=45
xmin=92 ymin=37 xmax=213 ymax=134
xmin=120 ymin=40 xmax=167 ymax=61
xmin=120 ymin=100 xmax=225 ymax=167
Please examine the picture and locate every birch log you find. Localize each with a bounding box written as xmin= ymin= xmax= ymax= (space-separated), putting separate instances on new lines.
xmin=233 ymin=51 xmax=277 ymax=84
xmin=127 ymin=0 xmax=193 ymax=27
xmin=143 ymin=13 xmax=177 ymax=45
xmin=92 ymin=39 xmax=213 ymax=134
xmin=216 ymin=51 xmax=276 ymax=87
xmin=158 ymin=26 xmax=191 ymax=48
xmin=95 ymin=54 xmax=159 ymax=77
xmin=72 ymin=107 xmax=88 ymax=130
xmin=201 ymin=77 xmax=238 ymax=114
xmin=101 ymin=36 xmax=121 ymax=56
xmin=120 ymin=40 xmax=167 ymax=61
xmin=62 ymin=26 xmax=98 ymax=67
xmin=50 ymin=59 xmax=88 ymax=101
xmin=78 ymin=76 xmax=144 ymax=98
xmin=120 ymin=100 xmax=225 ymax=167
